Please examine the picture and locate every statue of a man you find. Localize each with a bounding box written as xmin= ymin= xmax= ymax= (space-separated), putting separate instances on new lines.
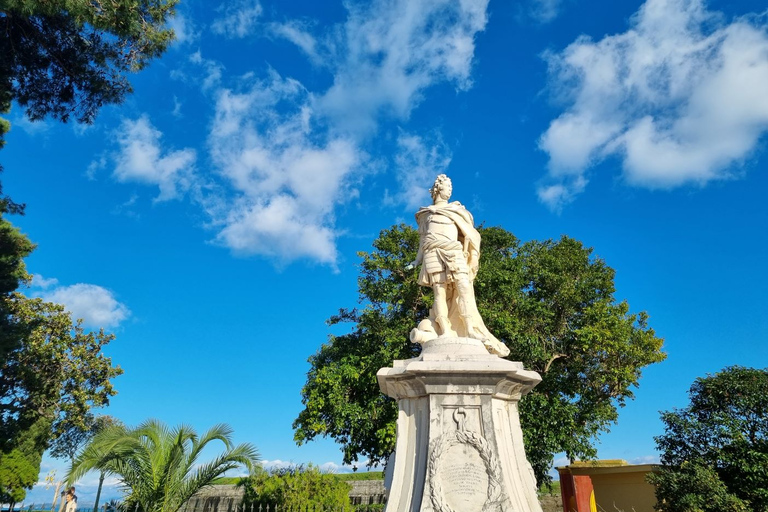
xmin=407 ymin=174 xmax=510 ymax=357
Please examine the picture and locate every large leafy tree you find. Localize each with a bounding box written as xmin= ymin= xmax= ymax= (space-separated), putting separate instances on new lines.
xmin=650 ymin=366 xmax=768 ymax=512
xmin=0 ymin=415 xmax=47 ymax=506
xmin=0 ymin=293 xmax=122 ymax=501
xmin=67 ymin=420 xmax=261 ymax=512
xmin=0 ymin=0 xmax=178 ymax=145
xmin=0 ymin=185 xmax=34 ymax=361
xmin=0 ymin=295 xmax=122 ymax=442
xmin=294 ymin=225 xmax=665 ymax=484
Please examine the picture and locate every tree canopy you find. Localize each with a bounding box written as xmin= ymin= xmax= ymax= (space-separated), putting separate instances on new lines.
xmin=650 ymin=366 xmax=768 ymax=512
xmin=67 ymin=420 xmax=260 ymax=512
xmin=0 ymin=0 xmax=178 ymax=145
xmin=0 ymin=287 xmax=122 ymax=502
xmin=0 ymin=294 xmax=122 ymax=442
xmin=293 ymin=224 xmax=665 ymax=485
xmin=0 ymin=415 xmax=47 ymax=505
xmin=50 ymin=414 xmax=122 ymax=463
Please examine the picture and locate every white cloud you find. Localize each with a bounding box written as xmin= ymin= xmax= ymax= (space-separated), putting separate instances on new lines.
xmin=200 ymin=0 xmax=490 ymax=265
xmin=189 ymin=51 xmax=224 ymax=91
xmin=112 ymin=116 xmax=198 ymax=202
xmin=212 ymin=0 xmax=263 ymax=38
xmin=139 ymin=0 xmax=489 ymax=267
xmin=41 ymin=284 xmax=131 ymax=328
xmin=269 ymin=21 xmax=320 ymax=62
xmin=318 ymin=0 xmax=489 ymax=134
xmin=172 ymin=96 xmax=183 ymax=118
xmin=12 ymin=114 xmax=50 ymax=136
xmin=391 ymin=132 xmax=452 ymax=210
xmin=31 ymin=274 xmax=59 ymax=289
xmin=630 ymin=454 xmax=661 ymax=464
xmin=539 ymin=0 xmax=768 ymax=210
xmin=529 ymin=0 xmax=563 ymax=23
xmin=86 ymin=154 xmax=107 ymax=180
xmin=260 ymin=459 xmax=295 ymax=471
xmin=207 ymin=71 xmax=362 ymax=266
xmin=168 ymin=12 xmax=199 ymax=45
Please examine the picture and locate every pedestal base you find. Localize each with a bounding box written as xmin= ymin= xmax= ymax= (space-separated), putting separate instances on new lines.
xmin=377 ymin=337 xmax=543 ymax=512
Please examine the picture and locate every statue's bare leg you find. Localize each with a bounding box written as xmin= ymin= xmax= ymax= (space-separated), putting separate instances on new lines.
xmin=432 ymin=282 xmax=450 ymax=335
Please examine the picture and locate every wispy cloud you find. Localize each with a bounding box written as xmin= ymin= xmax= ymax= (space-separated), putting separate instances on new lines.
xmin=31 ymin=274 xmax=59 ymax=289
xmin=196 ymin=0 xmax=489 ymax=266
xmin=538 ymin=0 xmax=768 ymax=210
xmin=211 ymin=0 xmax=263 ymax=38
xmin=390 ymin=131 xmax=452 ymax=210
xmin=318 ymin=0 xmax=489 ymax=134
xmin=111 ymin=116 xmax=198 ymax=202
xmin=106 ymin=0 xmax=489 ymax=267
xmin=208 ymin=71 xmax=361 ymax=266
xmin=269 ymin=21 xmax=320 ymax=63
xmin=11 ymin=114 xmax=50 ymax=136
xmin=630 ymin=454 xmax=661 ymax=464
xmin=528 ymin=0 xmax=563 ymax=23
xmin=189 ymin=51 xmax=224 ymax=92
xmin=168 ymin=12 xmax=199 ymax=45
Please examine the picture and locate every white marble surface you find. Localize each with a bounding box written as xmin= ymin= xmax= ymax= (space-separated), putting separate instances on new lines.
xmin=378 ymin=337 xmax=543 ymax=512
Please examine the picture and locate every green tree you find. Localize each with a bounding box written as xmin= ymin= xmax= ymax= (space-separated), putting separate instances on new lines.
xmin=67 ymin=420 xmax=260 ymax=512
xmin=0 ymin=415 xmax=48 ymax=506
xmin=649 ymin=366 xmax=768 ymax=512
xmin=0 ymin=0 xmax=178 ymax=146
xmin=241 ymin=464 xmax=352 ymax=510
xmin=0 ymin=293 xmax=122 ymax=501
xmin=293 ymin=225 xmax=665 ymax=485
xmin=0 ymin=184 xmax=34 ymax=361
xmin=0 ymin=294 xmax=122 ymax=442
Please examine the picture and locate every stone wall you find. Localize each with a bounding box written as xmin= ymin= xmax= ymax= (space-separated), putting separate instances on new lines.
xmin=347 ymin=480 xmax=386 ymax=505
xmin=183 ymin=482 xmax=559 ymax=512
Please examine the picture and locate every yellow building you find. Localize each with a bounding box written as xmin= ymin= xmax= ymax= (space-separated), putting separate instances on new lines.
xmin=557 ymin=460 xmax=660 ymax=512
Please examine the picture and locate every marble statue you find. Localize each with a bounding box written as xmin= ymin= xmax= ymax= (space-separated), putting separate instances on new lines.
xmin=407 ymin=174 xmax=510 ymax=358
xmin=379 ymin=174 xmax=543 ymax=512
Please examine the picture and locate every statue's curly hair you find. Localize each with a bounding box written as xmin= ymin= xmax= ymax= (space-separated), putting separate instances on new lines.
xmin=429 ymin=174 xmax=452 ymax=201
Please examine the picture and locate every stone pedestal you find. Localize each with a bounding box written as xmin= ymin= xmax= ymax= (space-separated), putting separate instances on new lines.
xmin=377 ymin=337 xmax=543 ymax=512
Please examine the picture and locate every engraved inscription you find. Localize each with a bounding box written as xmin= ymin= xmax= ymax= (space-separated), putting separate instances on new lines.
xmin=438 ymin=443 xmax=489 ymax=512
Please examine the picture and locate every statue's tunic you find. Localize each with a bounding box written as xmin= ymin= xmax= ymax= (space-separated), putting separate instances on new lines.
xmin=415 ymin=202 xmax=480 ymax=286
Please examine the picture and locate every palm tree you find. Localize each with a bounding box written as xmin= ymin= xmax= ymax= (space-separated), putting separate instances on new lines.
xmin=65 ymin=419 xmax=260 ymax=512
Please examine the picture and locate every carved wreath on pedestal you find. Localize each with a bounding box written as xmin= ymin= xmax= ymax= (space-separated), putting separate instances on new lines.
xmin=428 ymin=408 xmax=507 ymax=512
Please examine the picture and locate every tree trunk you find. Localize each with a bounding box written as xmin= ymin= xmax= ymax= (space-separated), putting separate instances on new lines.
xmin=92 ymin=472 xmax=105 ymax=512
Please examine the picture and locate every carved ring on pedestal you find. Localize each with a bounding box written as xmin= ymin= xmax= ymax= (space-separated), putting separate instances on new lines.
xmin=427 ymin=409 xmax=507 ymax=512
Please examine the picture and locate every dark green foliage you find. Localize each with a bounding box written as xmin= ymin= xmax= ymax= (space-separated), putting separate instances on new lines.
xmin=294 ymin=225 xmax=666 ymax=486
xmin=0 ymin=448 xmax=37 ymax=503
xmin=0 ymin=186 xmax=34 ymax=362
xmin=650 ymin=366 xmax=768 ymax=512
xmin=0 ymin=0 xmax=177 ymax=145
xmin=50 ymin=414 xmax=122 ymax=462
xmin=0 ymin=294 xmax=122 ymax=501
xmin=241 ymin=464 xmax=351 ymax=511
xmin=0 ymin=415 xmax=47 ymax=503
xmin=0 ymin=295 xmax=122 ymax=444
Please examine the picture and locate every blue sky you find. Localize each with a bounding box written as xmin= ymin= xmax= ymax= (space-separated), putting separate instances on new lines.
xmin=3 ymin=0 xmax=768 ymax=504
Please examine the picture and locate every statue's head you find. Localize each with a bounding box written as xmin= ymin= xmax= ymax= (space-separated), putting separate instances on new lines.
xmin=430 ymin=174 xmax=452 ymax=202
